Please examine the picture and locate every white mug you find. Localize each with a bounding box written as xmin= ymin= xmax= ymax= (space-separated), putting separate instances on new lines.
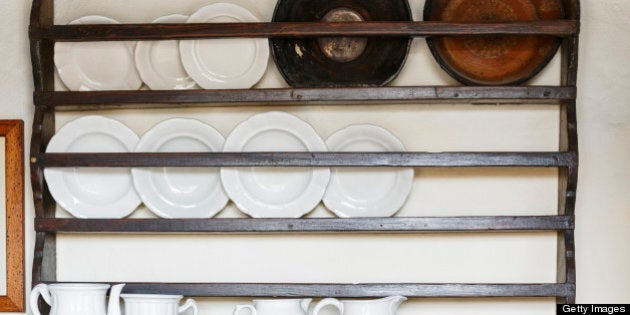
xmin=121 ymin=294 xmax=198 ymax=315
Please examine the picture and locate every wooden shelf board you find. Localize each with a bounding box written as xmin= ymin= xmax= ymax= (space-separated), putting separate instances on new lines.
xmin=37 ymin=282 xmax=575 ymax=298
xmin=34 ymin=152 xmax=577 ymax=168
xmin=30 ymin=20 xmax=578 ymax=41
xmin=36 ymin=216 xmax=574 ymax=233
xmin=35 ymin=86 xmax=576 ymax=109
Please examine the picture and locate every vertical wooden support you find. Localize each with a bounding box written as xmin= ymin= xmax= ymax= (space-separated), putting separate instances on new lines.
xmin=30 ymin=0 xmax=56 ymax=314
xmin=30 ymin=0 xmax=57 ymax=315
xmin=558 ymin=0 xmax=580 ymax=305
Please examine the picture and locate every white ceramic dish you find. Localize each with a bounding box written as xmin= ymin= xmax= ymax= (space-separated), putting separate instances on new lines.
xmin=180 ymin=3 xmax=269 ymax=89
xmin=135 ymin=15 xmax=198 ymax=90
xmin=44 ymin=116 xmax=141 ymax=218
xmin=132 ymin=118 xmax=228 ymax=218
xmin=221 ymin=112 xmax=330 ymax=218
xmin=323 ymin=125 xmax=414 ymax=217
xmin=55 ymin=16 xmax=142 ymax=91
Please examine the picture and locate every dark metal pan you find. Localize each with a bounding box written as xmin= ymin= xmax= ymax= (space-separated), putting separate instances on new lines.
xmin=271 ymin=0 xmax=413 ymax=87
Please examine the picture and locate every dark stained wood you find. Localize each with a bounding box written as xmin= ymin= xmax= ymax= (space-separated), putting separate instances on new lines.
xmin=30 ymin=107 xmax=57 ymax=292
xmin=35 ymin=216 xmax=574 ymax=234
xmin=30 ymin=20 xmax=578 ymax=42
xmin=35 ymin=282 xmax=572 ymax=298
xmin=29 ymin=0 xmax=54 ymax=92
xmin=34 ymin=86 xmax=576 ymax=109
xmin=557 ymin=0 xmax=580 ymax=304
xmin=561 ymin=1 xmax=580 ymax=87
xmin=0 ymin=121 xmax=25 ymax=311
xmin=34 ymin=152 xmax=578 ymax=168
xmin=30 ymin=107 xmax=55 ymax=219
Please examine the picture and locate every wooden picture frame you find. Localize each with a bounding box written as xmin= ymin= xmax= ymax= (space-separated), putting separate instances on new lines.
xmin=0 ymin=120 xmax=24 ymax=312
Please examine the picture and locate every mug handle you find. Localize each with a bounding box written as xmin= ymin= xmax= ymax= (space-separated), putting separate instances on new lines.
xmin=313 ymin=298 xmax=344 ymax=315
xmin=234 ymin=304 xmax=257 ymax=315
xmin=30 ymin=283 xmax=52 ymax=315
xmin=179 ymin=298 xmax=198 ymax=315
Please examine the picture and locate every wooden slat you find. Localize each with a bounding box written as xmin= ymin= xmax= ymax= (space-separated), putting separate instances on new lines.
xmin=42 ymin=282 xmax=574 ymax=298
xmin=30 ymin=20 xmax=578 ymax=41
xmin=35 ymin=216 xmax=574 ymax=233
xmin=35 ymin=86 xmax=576 ymax=109
xmin=34 ymin=152 xmax=577 ymax=168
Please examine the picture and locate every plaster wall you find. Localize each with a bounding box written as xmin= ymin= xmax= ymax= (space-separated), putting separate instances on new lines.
xmin=0 ymin=0 xmax=628 ymax=314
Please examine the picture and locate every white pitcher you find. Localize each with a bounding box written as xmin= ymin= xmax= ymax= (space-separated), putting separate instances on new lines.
xmin=121 ymin=294 xmax=198 ymax=315
xmin=234 ymin=299 xmax=312 ymax=315
xmin=30 ymin=283 xmax=125 ymax=315
xmin=312 ymin=296 xmax=407 ymax=315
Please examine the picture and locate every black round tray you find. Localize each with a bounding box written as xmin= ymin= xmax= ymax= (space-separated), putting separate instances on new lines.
xmin=271 ymin=0 xmax=413 ymax=87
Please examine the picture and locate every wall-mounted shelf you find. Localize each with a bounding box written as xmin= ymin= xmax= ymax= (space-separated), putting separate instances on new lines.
xmin=28 ymin=0 xmax=580 ymax=312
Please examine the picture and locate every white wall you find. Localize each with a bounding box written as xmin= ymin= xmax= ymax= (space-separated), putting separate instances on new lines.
xmin=0 ymin=0 xmax=628 ymax=314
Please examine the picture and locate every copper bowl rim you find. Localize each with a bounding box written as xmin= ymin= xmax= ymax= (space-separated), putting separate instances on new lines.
xmin=423 ymin=0 xmax=564 ymax=86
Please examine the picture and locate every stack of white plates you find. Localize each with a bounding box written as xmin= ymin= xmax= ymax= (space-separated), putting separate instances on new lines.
xmin=55 ymin=3 xmax=269 ymax=91
xmin=45 ymin=113 xmax=414 ymax=219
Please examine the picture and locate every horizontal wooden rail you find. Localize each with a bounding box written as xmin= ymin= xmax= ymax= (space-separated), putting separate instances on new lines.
xmin=39 ymin=282 xmax=575 ymax=298
xmin=35 ymin=86 xmax=576 ymax=109
xmin=30 ymin=20 xmax=578 ymax=41
xmin=35 ymin=216 xmax=574 ymax=233
xmin=34 ymin=152 xmax=577 ymax=168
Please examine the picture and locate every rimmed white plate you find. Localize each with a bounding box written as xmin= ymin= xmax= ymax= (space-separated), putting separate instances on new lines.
xmin=55 ymin=16 xmax=142 ymax=91
xmin=221 ymin=112 xmax=330 ymax=218
xmin=323 ymin=125 xmax=414 ymax=217
xmin=44 ymin=116 xmax=141 ymax=218
xmin=180 ymin=3 xmax=270 ymax=89
xmin=135 ymin=15 xmax=198 ymax=90
xmin=132 ymin=118 xmax=228 ymax=218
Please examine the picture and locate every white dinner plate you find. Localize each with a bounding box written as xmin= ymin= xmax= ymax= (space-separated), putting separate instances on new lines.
xmin=132 ymin=118 xmax=228 ymax=218
xmin=323 ymin=125 xmax=414 ymax=217
xmin=180 ymin=3 xmax=269 ymax=89
xmin=135 ymin=15 xmax=198 ymax=90
xmin=221 ymin=112 xmax=330 ymax=218
xmin=44 ymin=116 xmax=141 ymax=218
xmin=55 ymin=16 xmax=142 ymax=91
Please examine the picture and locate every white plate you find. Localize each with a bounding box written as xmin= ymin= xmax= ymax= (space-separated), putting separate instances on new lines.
xmin=323 ymin=125 xmax=414 ymax=218
xmin=132 ymin=118 xmax=228 ymax=218
xmin=55 ymin=16 xmax=142 ymax=91
xmin=221 ymin=112 xmax=330 ymax=218
xmin=180 ymin=3 xmax=270 ymax=89
xmin=44 ymin=116 xmax=141 ymax=218
xmin=135 ymin=15 xmax=198 ymax=90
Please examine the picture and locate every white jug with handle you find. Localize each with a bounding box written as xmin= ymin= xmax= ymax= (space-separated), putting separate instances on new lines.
xmin=30 ymin=283 xmax=125 ymax=315
xmin=234 ymin=299 xmax=312 ymax=315
xmin=121 ymin=294 xmax=198 ymax=315
xmin=312 ymin=296 xmax=407 ymax=315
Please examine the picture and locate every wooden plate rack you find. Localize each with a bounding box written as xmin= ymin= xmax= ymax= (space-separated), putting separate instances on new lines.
xmin=28 ymin=0 xmax=580 ymax=312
